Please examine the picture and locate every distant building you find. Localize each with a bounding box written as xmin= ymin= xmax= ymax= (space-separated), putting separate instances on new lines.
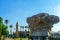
xmin=13 ymin=31 xmax=29 ymax=38
xmin=48 ymin=31 xmax=60 ymax=40
xmin=16 ymin=22 xmax=19 ymax=37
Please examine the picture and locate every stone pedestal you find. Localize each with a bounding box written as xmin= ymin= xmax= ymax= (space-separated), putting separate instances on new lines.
xmin=33 ymin=36 xmax=48 ymax=40
xmin=30 ymin=31 xmax=48 ymax=40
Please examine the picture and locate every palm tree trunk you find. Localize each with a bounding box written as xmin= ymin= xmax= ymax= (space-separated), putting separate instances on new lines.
xmin=0 ymin=35 xmax=1 ymax=40
xmin=10 ymin=28 xmax=12 ymax=37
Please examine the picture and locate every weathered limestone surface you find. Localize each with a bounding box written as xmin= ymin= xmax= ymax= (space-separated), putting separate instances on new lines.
xmin=27 ymin=13 xmax=59 ymax=32
xmin=27 ymin=13 xmax=59 ymax=40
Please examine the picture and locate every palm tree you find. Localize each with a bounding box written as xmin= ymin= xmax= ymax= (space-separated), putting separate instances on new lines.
xmin=5 ymin=20 xmax=8 ymax=26
xmin=25 ymin=26 xmax=28 ymax=37
xmin=25 ymin=26 xmax=29 ymax=31
xmin=4 ymin=19 xmax=8 ymax=40
xmin=25 ymin=26 xmax=29 ymax=40
xmin=9 ymin=25 xmax=13 ymax=37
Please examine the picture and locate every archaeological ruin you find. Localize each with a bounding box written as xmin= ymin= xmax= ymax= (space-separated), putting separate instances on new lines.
xmin=27 ymin=13 xmax=59 ymax=40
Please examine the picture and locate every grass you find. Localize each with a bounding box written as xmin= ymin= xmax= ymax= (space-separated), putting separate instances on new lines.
xmin=14 ymin=38 xmax=28 ymax=40
xmin=5 ymin=37 xmax=28 ymax=40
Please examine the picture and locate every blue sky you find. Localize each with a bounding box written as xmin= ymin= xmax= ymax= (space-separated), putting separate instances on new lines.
xmin=0 ymin=0 xmax=60 ymax=32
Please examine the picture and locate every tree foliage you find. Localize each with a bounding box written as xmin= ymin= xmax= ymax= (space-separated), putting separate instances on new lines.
xmin=0 ymin=17 xmax=9 ymax=36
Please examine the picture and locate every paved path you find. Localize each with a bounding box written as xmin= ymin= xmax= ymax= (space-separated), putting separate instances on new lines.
xmin=5 ymin=37 xmax=14 ymax=40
